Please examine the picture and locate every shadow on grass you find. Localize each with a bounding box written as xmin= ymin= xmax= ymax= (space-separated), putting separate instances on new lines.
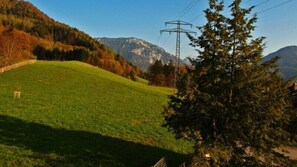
xmin=0 ymin=115 xmax=188 ymax=167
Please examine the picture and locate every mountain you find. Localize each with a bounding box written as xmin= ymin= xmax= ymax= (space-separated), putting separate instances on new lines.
xmin=263 ymin=46 xmax=297 ymax=80
xmin=0 ymin=0 xmax=139 ymax=78
xmin=98 ymin=37 xmax=178 ymax=71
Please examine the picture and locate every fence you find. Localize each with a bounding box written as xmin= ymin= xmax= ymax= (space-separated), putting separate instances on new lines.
xmin=152 ymin=157 xmax=187 ymax=167
xmin=0 ymin=59 xmax=36 ymax=73
xmin=152 ymin=157 xmax=167 ymax=167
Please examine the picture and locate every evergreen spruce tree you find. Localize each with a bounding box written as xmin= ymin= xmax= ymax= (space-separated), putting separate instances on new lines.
xmin=164 ymin=0 xmax=294 ymax=166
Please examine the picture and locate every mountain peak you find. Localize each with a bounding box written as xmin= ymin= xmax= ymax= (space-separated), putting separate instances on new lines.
xmin=269 ymin=45 xmax=297 ymax=55
xmin=97 ymin=37 xmax=177 ymax=71
xmin=263 ymin=45 xmax=297 ymax=80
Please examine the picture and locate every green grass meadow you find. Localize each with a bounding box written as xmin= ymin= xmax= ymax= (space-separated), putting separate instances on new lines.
xmin=0 ymin=61 xmax=192 ymax=166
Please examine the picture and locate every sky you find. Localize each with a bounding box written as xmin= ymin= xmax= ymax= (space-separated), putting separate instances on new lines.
xmin=27 ymin=0 xmax=297 ymax=59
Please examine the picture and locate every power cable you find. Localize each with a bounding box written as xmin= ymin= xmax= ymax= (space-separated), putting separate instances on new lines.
xmin=177 ymin=0 xmax=200 ymax=19
xmin=159 ymin=35 xmax=172 ymax=48
xmin=258 ymin=0 xmax=295 ymax=14
xmin=157 ymin=0 xmax=198 ymax=55
xmin=254 ymin=0 xmax=271 ymax=7
xmin=154 ymin=34 xmax=162 ymax=45
xmin=243 ymin=0 xmax=254 ymax=5
xmin=189 ymin=13 xmax=204 ymax=24
xmin=175 ymin=0 xmax=197 ymax=19
xmin=155 ymin=0 xmax=196 ymax=47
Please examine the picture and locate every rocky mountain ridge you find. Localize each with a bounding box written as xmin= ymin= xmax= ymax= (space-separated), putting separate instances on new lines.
xmin=98 ymin=37 xmax=179 ymax=71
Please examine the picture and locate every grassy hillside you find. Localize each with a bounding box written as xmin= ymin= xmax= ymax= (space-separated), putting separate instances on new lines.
xmin=0 ymin=61 xmax=191 ymax=166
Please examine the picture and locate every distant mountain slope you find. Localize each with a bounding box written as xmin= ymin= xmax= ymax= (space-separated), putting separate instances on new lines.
xmin=98 ymin=37 xmax=178 ymax=71
xmin=263 ymin=46 xmax=297 ymax=80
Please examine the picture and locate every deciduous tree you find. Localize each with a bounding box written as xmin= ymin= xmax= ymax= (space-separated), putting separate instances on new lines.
xmin=0 ymin=30 xmax=22 ymax=67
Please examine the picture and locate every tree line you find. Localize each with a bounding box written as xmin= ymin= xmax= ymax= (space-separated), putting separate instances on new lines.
xmin=33 ymin=45 xmax=139 ymax=80
xmin=147 ymin=59 xmax=188 ymax=87
xmin=147 ymin=60 xmax=175 ymax=87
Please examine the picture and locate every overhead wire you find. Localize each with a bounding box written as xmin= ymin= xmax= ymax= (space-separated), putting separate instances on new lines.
xmin=254 ymin=0 xmax=271 ymax=7
xmin=189 ymin=0 xmax=296 ymax=57
xmin=189 ymin=13 xmax=203 ymax=24
xmin=177 ymin=0 xmax=200 ymax=19
xmin=175 ymin=0 xmax=201 ymax=58
xmin=176 ymin=0 xmax=203 ymax=59
xmin=179 ymin=0 xmax=292 ymax=29
xmin=258 ymin=0 xmax=295 ymax=14
xmin=155 ymin=34 xmax=162 ymax=45
xmin=175 ymin=0 xmax=196 ymax=19
xmin=184 ymin=0 xmax=275 ymax=58
xmin=159 ymin=0 xmax=295 ymax=59
xmin=158 ymin=0 xmax=199 ymax=55
xmin=156 ymin=0 xmax=193 ymax=48
xmin=175 ymin=0 xmax=197 ymax=19
xmin=159 ymin=35 xmax=172 ymax=48
xmin=243 ymin=0 xmax=254 ymax=5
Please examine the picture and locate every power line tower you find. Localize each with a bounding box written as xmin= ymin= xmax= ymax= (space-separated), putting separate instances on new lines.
xmin=160 ymin=20 xmax=196 ymax=88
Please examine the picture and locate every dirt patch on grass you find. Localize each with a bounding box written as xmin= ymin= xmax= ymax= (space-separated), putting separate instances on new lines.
xmin=131 ymin=119 xmax=141 ymax=125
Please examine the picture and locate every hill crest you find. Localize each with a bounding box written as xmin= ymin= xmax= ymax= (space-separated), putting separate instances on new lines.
xmin=263 ymin=45 xmax=297 ymax=80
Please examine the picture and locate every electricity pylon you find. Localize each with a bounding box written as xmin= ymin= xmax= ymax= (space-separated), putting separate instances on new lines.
xmin=160 ymin=20 xmax=196 ymax=88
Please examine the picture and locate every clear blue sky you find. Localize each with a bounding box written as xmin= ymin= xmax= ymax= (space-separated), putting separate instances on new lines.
xmin=27 ymin=0 xmax=297 ymax=58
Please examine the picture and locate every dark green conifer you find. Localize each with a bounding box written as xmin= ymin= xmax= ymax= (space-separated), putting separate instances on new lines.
xmin=164 ymin=0 xmax=294 ymax=166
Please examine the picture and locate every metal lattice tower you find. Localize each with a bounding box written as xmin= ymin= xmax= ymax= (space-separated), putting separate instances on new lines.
xmin=160 ymin=20 xmax=196 ymax=88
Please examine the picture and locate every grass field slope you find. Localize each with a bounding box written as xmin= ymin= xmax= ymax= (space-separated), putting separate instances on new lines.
xmin=0 ymin=61 xmax=191 ymax=167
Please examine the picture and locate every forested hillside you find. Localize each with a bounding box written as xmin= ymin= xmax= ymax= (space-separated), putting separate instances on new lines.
xmin=0 ymin=0 xmax=140 ymax=78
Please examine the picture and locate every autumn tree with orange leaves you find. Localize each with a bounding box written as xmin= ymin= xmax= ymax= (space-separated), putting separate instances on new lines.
xmin=0 ymin=30 xmax=22 ymax=67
